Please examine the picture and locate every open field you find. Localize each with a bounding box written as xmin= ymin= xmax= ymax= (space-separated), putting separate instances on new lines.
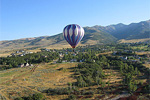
xmin=0 ymin=63 xmax=78 ymax=100
xmin=0 ymin=50 xmax=14 ymax=57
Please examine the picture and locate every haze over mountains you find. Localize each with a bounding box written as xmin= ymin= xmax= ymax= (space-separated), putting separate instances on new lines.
xmin=0 ymin=20 xmax=150 ymax=50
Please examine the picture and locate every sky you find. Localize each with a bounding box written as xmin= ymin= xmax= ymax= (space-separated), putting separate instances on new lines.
xmin=0 ymin=0 xmax=150 ymax=41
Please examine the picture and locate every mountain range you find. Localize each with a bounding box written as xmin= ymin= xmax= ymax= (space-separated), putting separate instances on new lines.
xmin=93 ymin=20 xmax=150 ymax=39
xmin=0 ymin=20 xmax=150 ymax=51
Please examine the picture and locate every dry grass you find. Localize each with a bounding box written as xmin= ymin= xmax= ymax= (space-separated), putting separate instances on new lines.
xmin=46 ymin=42 xmax=87 ymax=49
xmin=0 ymin=50 xmax=14 ymax=57
xmin=27 ymin=49 xmax=41 ymax=53
xmin=0 ymin=53 xmax=11 ymax=57
xmin=0 ymin=63 xmax=77 ymax=100
xmin=0 ymin=42 xmax=86 ymax=57
xmin=0 ymin=48 xmax=41 ymax=57
xmin=143 ymin=64 xmax=150 ymax=68
xmin=103 ymin=69 xmax=123 ymax=84
xmin=84 ymin=40 xmax=99 ymax=45
xmin=135 ymin=51 xmax=150 ymax=55
xmin=96 ymin=51 xmax=112 ymax=56
xmin=119 ymin=38 xmax=150 ymax=43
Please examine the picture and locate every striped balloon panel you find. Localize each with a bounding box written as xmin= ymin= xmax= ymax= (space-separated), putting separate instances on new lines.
xmin=63 ymin=24 xmax=84 ymax=48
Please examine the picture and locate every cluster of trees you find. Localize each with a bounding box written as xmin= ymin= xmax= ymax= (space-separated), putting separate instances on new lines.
xmin=129 ymin=43 xmax=150 ymax=51
xmin=60 ymin=53 xmax=74 ymax=62
xmin=59 ymin=50 xmax=98 ymax=63
xmin=45 ymin=87 xmax=77 ymax=95
xmin=73 ymin=54 xmax=143 ymax=93
xmin=55 ymin=43 xmax=149 ymax=64
xmin=15 ymin=93 xmax=44 ymax=100
xmin=44 ymin=86 xmax=95 ymax=99
xmin=0 ymin=51 xmax=59 ymax=70
xmin=115 ymin=51 xmax=135 ymax=56
xmin=106 ymin=56 xmax=141 ymax=92
xmin=75 ymin=63 xmax=105 ymax=87
xmin=82 ymin=43 xmax=150 ymax=53
xmin=107 ymin=57 xmax=140 ymax=75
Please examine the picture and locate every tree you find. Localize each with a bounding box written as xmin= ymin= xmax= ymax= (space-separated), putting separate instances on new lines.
xmin=101 ymin=81 xmax=106 ymax=88
xmin=77 ymin=76 xmax=87 ymax=87
xmin=123 ymin=73 xmax=132 ymax=85
xmin=134 ymin=67 xmax=138 ymax=75
xmin=128 ymin=82 xmax=137 ymax=93
xmin=32 ymin=93 xmax=44 ymax=100
xmin=95 ymin=77 xmax=102 ymax=86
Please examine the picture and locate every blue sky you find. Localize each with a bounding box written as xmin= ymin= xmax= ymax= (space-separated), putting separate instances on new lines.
xmin=1 ymin=0 xmax=150 ymax=41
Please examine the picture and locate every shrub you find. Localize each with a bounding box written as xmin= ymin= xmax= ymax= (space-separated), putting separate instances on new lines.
xmin=15 ymin=97 xmax=24 ymax=100
xmin=84 ymin=91 xmax=94 ymax=95
xmin=68 ymin=94 xmax=77 ymax=100
xmin=32 ymin=93 xmax=44 ymax=100
xmin=46 ymin=88 xmax=70 ymax=95
xmin=20 ymin=93 xmax=44 ymax=100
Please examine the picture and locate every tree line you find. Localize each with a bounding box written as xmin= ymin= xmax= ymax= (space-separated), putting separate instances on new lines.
xmin=0 ymin=51 xmax=59 ymax=70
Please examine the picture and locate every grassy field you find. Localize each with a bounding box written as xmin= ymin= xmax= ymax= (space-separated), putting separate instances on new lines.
xmin=0 ymin=63 xmax=78 ymax=100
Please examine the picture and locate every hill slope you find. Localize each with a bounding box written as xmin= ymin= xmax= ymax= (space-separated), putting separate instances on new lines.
xmin=93 ymin=20 xmax=150 ymax=39
xmin=0 ymin=28 xmax=116 ymax=50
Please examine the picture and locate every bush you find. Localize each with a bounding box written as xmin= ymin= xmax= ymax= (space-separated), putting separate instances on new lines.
xmin=68 ymin=94 xmax=77 ymax=100
xmin=84 ymin=91 xmax=94 ymax=95
xmin=46 ymin=88 xmax=70 ymax=95
xmin=32 ymin=93 xmax=44 ymax=100
xmin=144 ymin=84 xmax=150 ymax=93
xmin=16 ymin=93 xmax=44 ymax=100
xmin=15 ymin=97 xmax=24 ymax=100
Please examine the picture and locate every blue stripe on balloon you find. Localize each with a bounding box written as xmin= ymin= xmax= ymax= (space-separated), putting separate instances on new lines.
xmin=71 ymin=24 xmax=76 ymax=45
xmin=76 ymin=35 xmax=83 ymax=46
xmin=74 ymin=25 xmax=78 ymax=43
xmin=64 ymin=26 xmax=72 ymax=45
xmin=63 ymin=26 xmax=68 ymax=41
xmin=67 ymin=25 xmax=73 ymax=45
xmin=64 ymin=26 xmax=69 ymax=43
xmin=75 ymin=33 xmax=81 ymax=46
xmin=69 ymin=25 xmax=73 ymax=44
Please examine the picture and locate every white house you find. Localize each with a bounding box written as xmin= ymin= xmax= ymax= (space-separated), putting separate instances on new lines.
xmin=18 ymin=64 xmax=24 ymax=67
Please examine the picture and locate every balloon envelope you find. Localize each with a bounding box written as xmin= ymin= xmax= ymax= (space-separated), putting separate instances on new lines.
xmin=63 ymin=24 xmax=84 ymax=48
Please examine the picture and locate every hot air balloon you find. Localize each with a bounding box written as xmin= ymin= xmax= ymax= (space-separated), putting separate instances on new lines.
xmin=63 ymin=24 xmax=84 ymax=51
